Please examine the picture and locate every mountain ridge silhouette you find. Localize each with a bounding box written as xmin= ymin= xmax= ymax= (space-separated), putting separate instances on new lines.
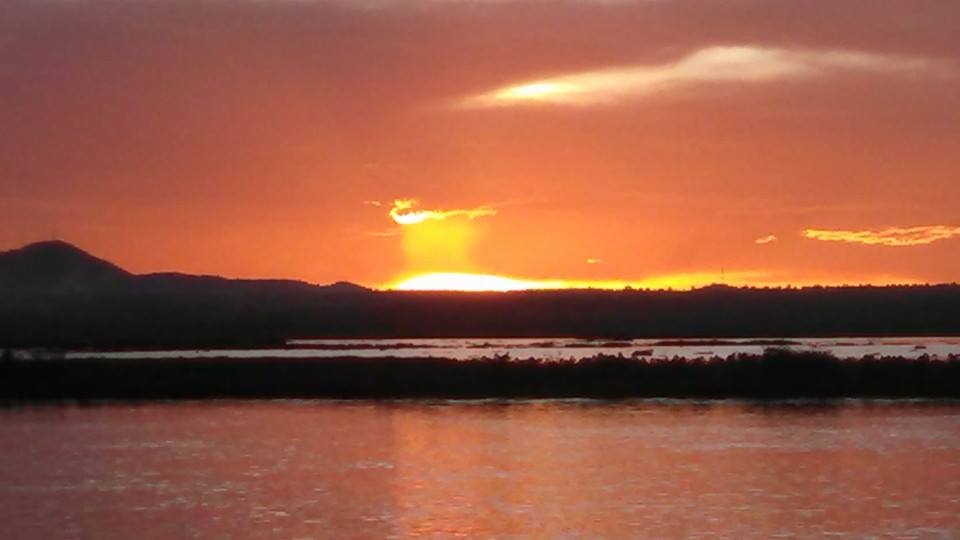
xmin=0 ymin=241 xmax=369 ymax=295
xmin=2 ymin=240 xmax=959 ymax=348
xmin=0 ymin=240 xmax=132 ymax=291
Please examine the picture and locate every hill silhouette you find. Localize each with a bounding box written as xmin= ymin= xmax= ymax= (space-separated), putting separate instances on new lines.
xmin=0 ymin=241 xmax=360 ymax=295
xmin=1 ymin=241 xmax=959 ymax=348
xmin=0 ymin=240 xmax=131 ymax=291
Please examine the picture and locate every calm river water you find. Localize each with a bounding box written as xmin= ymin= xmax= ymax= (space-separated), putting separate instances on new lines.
xmin=64 ymin=336 xmax=960 ymax=360
xmin=2 ymin=401 xmax=959 ymax=539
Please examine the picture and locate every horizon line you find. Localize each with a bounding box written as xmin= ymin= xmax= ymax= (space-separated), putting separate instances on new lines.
xmin=3 ymin=239 xmax=956 ymax=293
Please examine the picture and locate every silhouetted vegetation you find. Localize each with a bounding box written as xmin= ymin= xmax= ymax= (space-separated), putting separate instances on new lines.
xmin=2 ymin=242 xmax=960 ymax=348
xmin=2 ymin=349 xmax=959 ymax=402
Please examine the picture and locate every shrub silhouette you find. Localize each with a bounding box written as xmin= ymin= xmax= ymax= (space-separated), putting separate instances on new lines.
xmin=2 ymin=349 xmax=958 ymax=402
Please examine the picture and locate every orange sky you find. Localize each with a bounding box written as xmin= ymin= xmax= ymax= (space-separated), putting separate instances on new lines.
xmin=2 ymin=0 xmax=959 ymax=289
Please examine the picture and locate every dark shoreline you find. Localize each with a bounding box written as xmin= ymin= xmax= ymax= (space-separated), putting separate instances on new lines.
xmin=3 ymin=349 xmax=960 ymax=402
xmin=5 ymin=243 xmax=960 ymax=349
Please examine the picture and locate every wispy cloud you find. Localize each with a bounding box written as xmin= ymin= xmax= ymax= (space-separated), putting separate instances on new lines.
xmin=367 ymin=230 xmax=400 ymax=238
xmin=389 ymin=199 xmax=498 ymax=225
xmin=462 ymin=45 xmax=951 ymax=107
xmin=803 ymin=226 xmax=960 ymax=247
xmin=755 ymin=235 xmax=778 ymax=245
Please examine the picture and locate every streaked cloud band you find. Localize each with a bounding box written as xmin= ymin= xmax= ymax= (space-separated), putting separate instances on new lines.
xmin=803 ymin=226 xmax=960 ymax=247
xmin=462 ymin=45 xmax=951 ymax=107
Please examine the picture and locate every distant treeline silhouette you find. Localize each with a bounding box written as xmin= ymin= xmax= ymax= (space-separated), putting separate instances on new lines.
xmin=2 ymin=241 xmax=960 ymax=347
xmin=5 ymin=284 xmax=960 ymax=348
xmin=2 ymin=349 xmax=959 ymax=402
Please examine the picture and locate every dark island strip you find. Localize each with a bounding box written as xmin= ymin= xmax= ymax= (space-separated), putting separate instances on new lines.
xmin=3 ymin=349 xmax=960 ymax=402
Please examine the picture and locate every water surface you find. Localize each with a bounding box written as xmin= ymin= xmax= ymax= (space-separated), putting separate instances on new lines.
xmin=64 ymin=336 xmax=960 ymax=360
xmin=2 ymin=401 xmax=959 ymax=538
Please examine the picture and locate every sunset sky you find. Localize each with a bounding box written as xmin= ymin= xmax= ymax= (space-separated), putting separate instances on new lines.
xmin=2 ymin=0 xmax=959 ymax=290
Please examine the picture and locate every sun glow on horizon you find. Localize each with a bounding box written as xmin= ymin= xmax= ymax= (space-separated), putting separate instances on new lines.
xmin=378 ymin=197 xmax=927 ymax=294
xmin=391 ymin=273 xmax=562 ymax=292
xmin=386 ymin=271 xmax=765 ymax=292
xmin=384 ymin=271 xmax=924 ymax=292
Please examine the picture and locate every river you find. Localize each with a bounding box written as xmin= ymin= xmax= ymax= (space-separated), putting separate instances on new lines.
xmin=62 ymin=336 xmax=960 ymax=361
xmin=2 ymin=400 xmax=958 ymax=538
